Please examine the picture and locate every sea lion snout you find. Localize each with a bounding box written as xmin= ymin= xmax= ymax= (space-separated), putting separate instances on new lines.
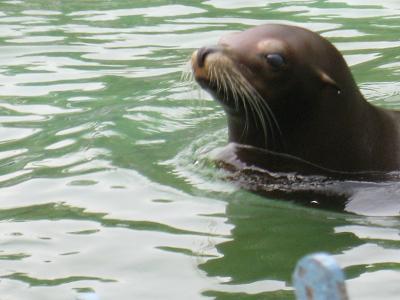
xmin=191 ymin=46 xmax=227 ymax=83
xmin=196 ymin=47 xmax=218 ymax=68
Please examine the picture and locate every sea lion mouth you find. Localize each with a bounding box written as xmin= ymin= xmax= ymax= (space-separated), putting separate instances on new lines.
xmin=191 ymin=47 xmax=282 ymax=149
xmin=191 ymin=47 xmax=250 ymax=106
xmin=191 ymin=48 xmax=231 ymax=93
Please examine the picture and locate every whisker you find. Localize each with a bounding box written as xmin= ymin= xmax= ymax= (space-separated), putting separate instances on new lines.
xmin=181 ymin=60 xmax=194 ymax=83
xmin=226 ymin=68 xmax=267 ymax=144
xmin=251 ymin=86 xmax=284 ymax=148
xmin=232 ymin=65 xmax=283 ymax=148
xmin=199 ymin=59 xmax=284 ymax=150
xmin=240 ymin=81 xmax=270 ymax=147
xmin=229 ymin=71 xmax=253 ymax=141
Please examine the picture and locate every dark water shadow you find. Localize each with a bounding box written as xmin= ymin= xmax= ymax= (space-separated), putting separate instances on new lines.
xmin=199 ymin=195 xmax=364 ymax=300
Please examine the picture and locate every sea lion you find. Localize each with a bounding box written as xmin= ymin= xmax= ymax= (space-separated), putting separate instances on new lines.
xmin=191 ymin=24 xmax=400 ymax=174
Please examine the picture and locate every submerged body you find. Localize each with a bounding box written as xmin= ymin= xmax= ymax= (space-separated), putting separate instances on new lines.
xmin=191 ymin=24 xmax=400 ymax=174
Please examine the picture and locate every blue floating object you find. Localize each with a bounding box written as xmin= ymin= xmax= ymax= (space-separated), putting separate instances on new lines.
xmin=293 ymin=252 xmax=349 ymax=300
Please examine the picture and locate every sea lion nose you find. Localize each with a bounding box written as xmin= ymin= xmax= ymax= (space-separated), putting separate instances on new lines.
xmin=197 ymin=47 xmax=218 ymax=68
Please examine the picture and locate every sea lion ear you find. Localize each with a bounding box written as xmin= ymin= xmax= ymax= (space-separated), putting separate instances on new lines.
xmin=316 ymin=68 xmax=342 ymax=94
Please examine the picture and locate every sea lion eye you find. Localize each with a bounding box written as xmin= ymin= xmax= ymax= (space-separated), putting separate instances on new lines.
xmin=265 ymin=53 xmax=285 ymax=68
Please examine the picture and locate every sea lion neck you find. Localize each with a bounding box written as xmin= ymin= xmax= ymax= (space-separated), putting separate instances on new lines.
xmin=225 ymin=88 xmax=369 ymax=154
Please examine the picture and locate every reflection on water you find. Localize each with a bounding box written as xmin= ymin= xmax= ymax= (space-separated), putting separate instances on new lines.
xmin=0 ymin=0 xmax=399 ymax=299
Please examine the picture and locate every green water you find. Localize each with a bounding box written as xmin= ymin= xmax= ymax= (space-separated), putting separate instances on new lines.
xmin=0 ymin=1 xmax=400 ymax=299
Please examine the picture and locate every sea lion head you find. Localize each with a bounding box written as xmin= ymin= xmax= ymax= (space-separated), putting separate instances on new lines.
xmin=191 ymin=24 xmax=361 ymax=151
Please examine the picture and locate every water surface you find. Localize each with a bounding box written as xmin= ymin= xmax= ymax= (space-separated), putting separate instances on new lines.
xmin=0 ymin=1 xmax=400 ymax=299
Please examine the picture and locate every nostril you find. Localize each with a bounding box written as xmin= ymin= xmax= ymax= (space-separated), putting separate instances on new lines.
xmin=197 ymin=47 xmax=217 ymax=68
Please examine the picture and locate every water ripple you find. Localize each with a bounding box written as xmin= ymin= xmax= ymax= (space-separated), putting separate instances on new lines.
xmin=70 ymin=5 xmax=206 ymax=21
xmin=0 ymin=1 xmax=399 ymax=299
